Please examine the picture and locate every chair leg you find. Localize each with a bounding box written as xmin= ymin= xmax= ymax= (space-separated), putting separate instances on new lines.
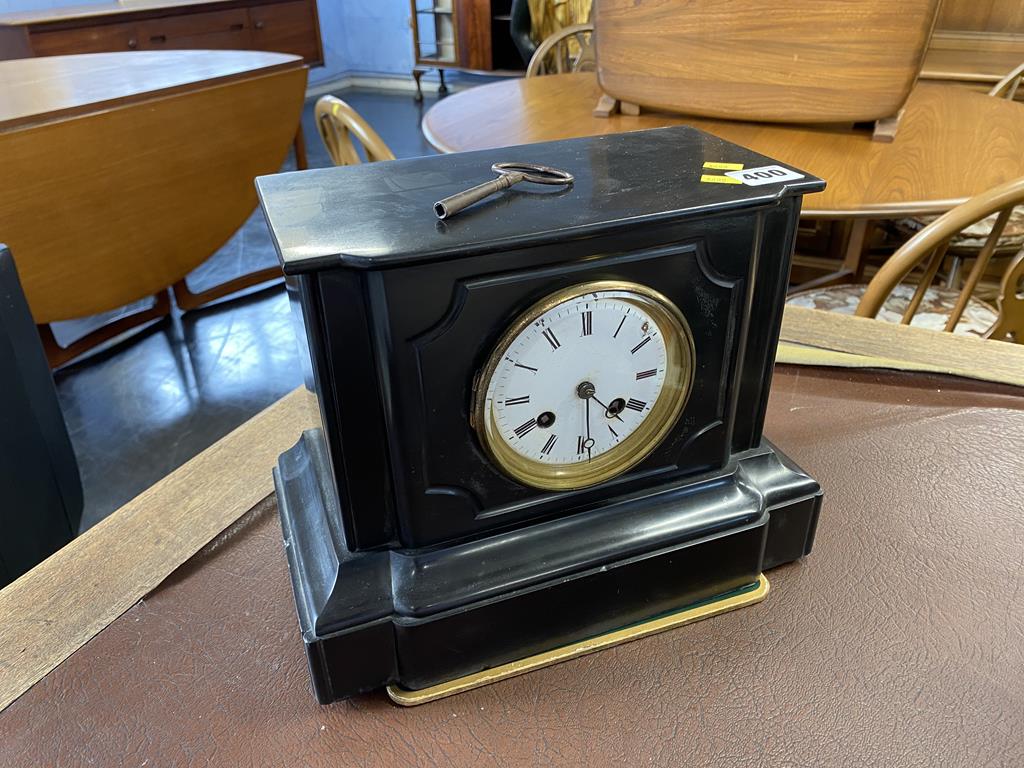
xmin=945 ymin=256 xmax=962 ymax=289
xmin=872 ymin=110 xmax=903 ymax=143
xmin=437 ymin=68 xmax=449 ymax=96
xmin=845 ymin=220 xmax=873 ymax=281
xmin=412 ymin=69 xmax=424 ymax=102
xmin=593 ymin=93 xmax=619 ymax=118
xmin=788 ymin=219 xmax=871 ymax=294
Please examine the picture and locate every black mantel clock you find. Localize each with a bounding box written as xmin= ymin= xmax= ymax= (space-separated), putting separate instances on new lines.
xmin=256 ymin=126 xmax=826 ymax=705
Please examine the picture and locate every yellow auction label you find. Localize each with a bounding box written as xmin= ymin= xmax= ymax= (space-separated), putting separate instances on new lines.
xmin=700 ymin=161 xmax=744 ymax=184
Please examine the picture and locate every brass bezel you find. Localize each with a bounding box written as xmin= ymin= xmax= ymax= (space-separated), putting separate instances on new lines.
xmin=472 ymin=280 xmax=696 ymax=491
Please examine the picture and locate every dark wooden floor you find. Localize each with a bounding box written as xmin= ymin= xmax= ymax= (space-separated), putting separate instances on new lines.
xmin=53 ymin=88 xmax=439 ymax=530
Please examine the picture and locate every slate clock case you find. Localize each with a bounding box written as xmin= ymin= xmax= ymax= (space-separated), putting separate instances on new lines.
xmin=257 ymin=127 xmax=826 ymax=703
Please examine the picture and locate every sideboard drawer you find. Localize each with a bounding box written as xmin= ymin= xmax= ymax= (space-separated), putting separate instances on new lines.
xmin=249 ymin=1 xmax=319 ymax=63
xmin=2 ymin=0 xmax=322 ymax=67
xmin=31 ymin=21 xmax=142 ymax=55
xmin=139 ymin=8 xmax=250 ymax=50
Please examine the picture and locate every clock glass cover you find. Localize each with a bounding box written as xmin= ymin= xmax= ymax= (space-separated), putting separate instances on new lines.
xmin=474 ymin=281 xmax=695 ymax=490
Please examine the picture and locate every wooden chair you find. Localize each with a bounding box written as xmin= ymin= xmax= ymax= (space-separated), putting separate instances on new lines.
xmin=788 ymin=178 xmax=1024 ymax=342
xmin=314 ymin=96 xmax=395 ymax=166
xmin=592 ymin=0 xmax=941 ymax=138
xmin=883 ymin=61 xmax=1024 ymax=287
xmin=526 ymin=23 xmax=595 ymax=77
xmin=989 ymin=61 xmax=1024 ymax=101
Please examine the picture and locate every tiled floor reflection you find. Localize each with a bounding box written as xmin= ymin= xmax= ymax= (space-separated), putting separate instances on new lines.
xmin=54 ymin=87 xmax=439 ymax=530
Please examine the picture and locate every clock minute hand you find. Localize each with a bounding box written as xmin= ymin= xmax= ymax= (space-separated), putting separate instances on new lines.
xmin=585 ymin=396 xmax=592 ymax=462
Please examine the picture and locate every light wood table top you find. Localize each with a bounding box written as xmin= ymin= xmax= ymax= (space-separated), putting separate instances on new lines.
xmin=422 ymin=73 xmax=1024 ymax=218
xmin=0 ymin=49 xmax=302 ymax=131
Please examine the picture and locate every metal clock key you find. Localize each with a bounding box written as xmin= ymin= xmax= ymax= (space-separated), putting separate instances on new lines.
xmin=433 ymin=162 xmax=574 ymax=220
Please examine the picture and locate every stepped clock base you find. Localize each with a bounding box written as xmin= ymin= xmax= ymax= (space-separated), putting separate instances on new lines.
xmin=385 ymin=574 xmax=769 ymax=706
xmin=275 ymin=429 xmax=821 ymax=704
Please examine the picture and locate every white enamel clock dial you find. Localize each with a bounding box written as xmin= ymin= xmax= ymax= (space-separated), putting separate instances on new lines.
xmin=474 ymin=281 xmax=695 ymax=490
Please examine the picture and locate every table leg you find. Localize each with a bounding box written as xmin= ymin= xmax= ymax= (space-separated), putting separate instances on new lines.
xmin=788 ymin=219 xmax=871 ymax=294
xmin=39 ymin=289 xmax=173 ymax=369
xmin=412 ymin=69 xmax=425 ymax=102
xmin=292 ymin=123 xmax=308 ymax=171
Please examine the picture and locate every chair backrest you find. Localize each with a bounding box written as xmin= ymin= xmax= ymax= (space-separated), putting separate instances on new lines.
xmin=0 ymin=245 xmax=82 ymax=586
xmin=989 ymin=61 xmax=1024 ymax=100
xmin=314 ymin=96 xmax=396 ymax=167
xmin=593 ymin=0 xmax=942 ymax=123
xmin=856 ymin=178 xmax=1024 ymax=342
xmin=527 ymin=23 xmax=596 ymax=77
xmin=509 ymin=0 xmax=536 ymax=65
xmin=984 ymin=251 xmax=1024 ymax=341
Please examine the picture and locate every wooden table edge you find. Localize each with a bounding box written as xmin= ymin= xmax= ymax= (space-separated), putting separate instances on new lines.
xmin=0 ymin=51 xmax=306 ymax=133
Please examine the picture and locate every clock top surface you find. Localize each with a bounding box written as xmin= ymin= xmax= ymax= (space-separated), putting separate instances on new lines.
xmin=256 ymin=125 xmax=825 ymax=273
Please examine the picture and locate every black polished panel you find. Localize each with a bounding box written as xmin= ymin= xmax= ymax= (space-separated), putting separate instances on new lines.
xmin=258 ymin=126 xmax=826 ymax=702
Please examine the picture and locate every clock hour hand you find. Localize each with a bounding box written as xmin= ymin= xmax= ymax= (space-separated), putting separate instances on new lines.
xmin=591 ymin=393 xmax=625 ymax=422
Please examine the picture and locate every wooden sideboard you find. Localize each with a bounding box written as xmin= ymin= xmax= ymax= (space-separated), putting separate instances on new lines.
xmin=409 ymin=0 xmax=523 ymax=99
xmin=921 ymin=0 xmax=1023 ymax=88
xmin=0 ymin=0 xmax=322 ymax=66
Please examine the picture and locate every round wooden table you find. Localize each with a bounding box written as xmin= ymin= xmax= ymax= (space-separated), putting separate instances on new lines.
xmin=422 ymin=73 xmax=1024 ymax=219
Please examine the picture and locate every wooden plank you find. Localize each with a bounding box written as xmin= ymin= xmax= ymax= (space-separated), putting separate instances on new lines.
xmin=779 ymin=306 xmax=1024 ymax=387
xmin=777 ymin=342 xmax=956 ymax=376
xmin=0 ymin=387 xmax=315 ymax=713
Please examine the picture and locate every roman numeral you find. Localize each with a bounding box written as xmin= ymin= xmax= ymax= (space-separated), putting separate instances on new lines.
xmin=636 ymin=369 xmax=657 ymax=380
xmin=613 ymin=315 xmax=626 ymax=339
xmin=542 ymin=328 xmax=561 ymax=350
xmin=625 ymin=398 xmax=646 ymax=412
xmin=631 ymin=337 xmax=652 ymax=355
xmin=608 ymin=424 xmax=618 ymax=438
xmin=581 ymin=311 xmax=592 ymax=336
xmin=577 ymin=435 xmax=586 ymax=454
xmin=514 ymin=362 xmax=538 ymax=373
xmin=541 ymin=434 xmax=558 ymax=455
xmin=514 ymin=418 xmax=537 ymax=438
xmin=504 ymin=395 xmax=530 ymax=406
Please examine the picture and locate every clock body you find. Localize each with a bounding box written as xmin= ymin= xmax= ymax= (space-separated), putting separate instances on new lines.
xmin=258 ymin=126 xmax=826 ymax=702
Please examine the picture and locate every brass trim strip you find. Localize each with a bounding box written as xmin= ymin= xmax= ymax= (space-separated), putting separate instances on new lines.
xmin=386 ymin=574 xmax=770 ymax=706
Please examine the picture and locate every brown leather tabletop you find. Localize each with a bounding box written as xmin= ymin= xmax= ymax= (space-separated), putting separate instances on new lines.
xmin=2 ymin=367 xmax=1023 ymax=767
